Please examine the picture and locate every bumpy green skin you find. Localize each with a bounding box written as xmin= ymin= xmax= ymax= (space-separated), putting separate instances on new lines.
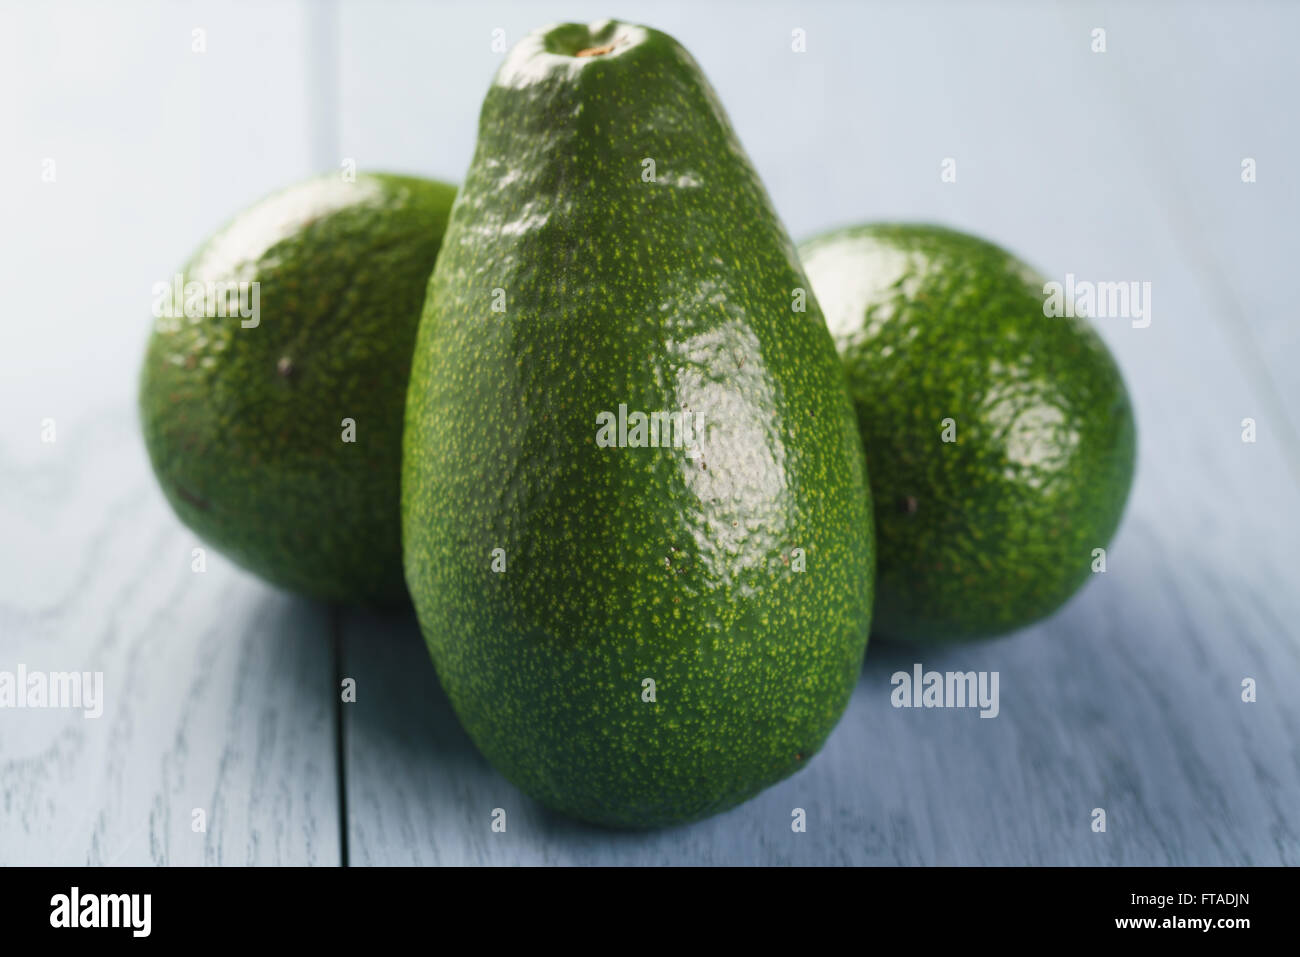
xmin=403 ymin=20 xmax=874 ymax=828
xmin=799 ymin=224 xmax=1136 ymax=642
xmin=140 ymin=173 xmax=456 ymax=602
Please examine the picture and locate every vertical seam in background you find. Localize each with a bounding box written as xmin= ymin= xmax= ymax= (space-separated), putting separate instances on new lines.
xmin=306 ymin=0 xmax=347 ymax=867
xmin=331 ymin=605 xmax=349 ymax=867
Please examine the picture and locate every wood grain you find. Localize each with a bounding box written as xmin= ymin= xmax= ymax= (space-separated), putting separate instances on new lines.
xmin=0 ymin=0 xmax=340 ymax=866
xmin=336 ymin=0 xmax=1300 ymax=865
xmin=1 ymin=0 xmax=1296 ymax=867
xmin=0 ymin=405 xmax=342 ymax=865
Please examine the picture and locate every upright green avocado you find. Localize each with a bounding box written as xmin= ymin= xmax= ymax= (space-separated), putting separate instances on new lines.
xmin=799 ymin=223 xmax=1136 ymax=642
xmin=403 ymin=20 xmax=874 ymax=827
xmin=140 ymin=172 xmax=456 ymax=602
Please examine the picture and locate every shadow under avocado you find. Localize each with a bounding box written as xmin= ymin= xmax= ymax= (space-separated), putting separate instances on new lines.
xmin=858 ymin=633 xmax=974 ymax=685
xmin=336 ymin=602 xmax=486 ymax=776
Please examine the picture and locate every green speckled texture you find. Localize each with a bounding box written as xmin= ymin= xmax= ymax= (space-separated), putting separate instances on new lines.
xmin=403 ymin=20 xmax=874 ymax=828
xmin=140 ymin=172 xmax=456 ymax=602
xmin=800 ymin=223 xmax=1137 ymax=642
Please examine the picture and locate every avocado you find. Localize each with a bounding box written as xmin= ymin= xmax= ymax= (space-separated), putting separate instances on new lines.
xmin=140 ymin=172 xmax=456 ymax=602
xmin=402 ymin=20 xmax=875 ymax=827
xmin=799 ymin=223 xmax=1136 ymax=642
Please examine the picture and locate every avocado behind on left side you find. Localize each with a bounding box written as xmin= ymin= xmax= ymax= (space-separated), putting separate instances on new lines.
xmin=140 ymin=172 xmax=456 ymax=603
xmin=402 ymin=20 xmax=875 ymax=828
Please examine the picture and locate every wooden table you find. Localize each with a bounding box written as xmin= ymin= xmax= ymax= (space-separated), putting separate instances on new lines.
xmin=2 ymin=0 xmax=1296 ymax=865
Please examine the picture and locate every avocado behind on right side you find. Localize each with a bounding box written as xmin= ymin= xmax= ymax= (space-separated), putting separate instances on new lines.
xmin=800 ymin=223 xmax=1137 ymax=642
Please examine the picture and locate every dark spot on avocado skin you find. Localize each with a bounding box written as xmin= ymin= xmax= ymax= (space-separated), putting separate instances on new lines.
xmin=173 ymin=482 xmax=211 ymax=512
xmin=801 ymin=223 xmax=1137 ymax=643
xmin=139 ymin=172 xmax=457 ymax=603
xmin=402 ymin=20 xmax=875 ymax=829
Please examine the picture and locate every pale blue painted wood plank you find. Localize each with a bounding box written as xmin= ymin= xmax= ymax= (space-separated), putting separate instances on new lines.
xmin=0 ymin=402 xmax=342 ymax=865
xmin=1065 ymin=0 xmax=1300 ymax=461
xmin=337 ymin=2 xmax=1300 ymax=864
xmin=0 ymin=0 xmax=341 ymax=865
